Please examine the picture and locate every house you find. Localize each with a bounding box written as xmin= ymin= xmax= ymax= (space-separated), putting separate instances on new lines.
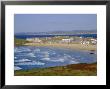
xmin=80 ymin=38 xmax=97 ymax=45
xmin=81 ymin=41 xmax=90 ymax=45
xmin=33 ymin=38 xmax=42 ymax=43
xmin=91 ymin=39 xmax=97 ymax=45
xmin=61 ymin=39 xmax=71 ymax=43
xmin=26 ymin=38 xmax=34 ymax=42
xmin=26 ymin=38 xmax=42 ymax=43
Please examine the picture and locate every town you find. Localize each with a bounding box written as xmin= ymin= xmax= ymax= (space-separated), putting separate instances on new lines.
xmin=26 ymin=36 xmax=97 ymax=45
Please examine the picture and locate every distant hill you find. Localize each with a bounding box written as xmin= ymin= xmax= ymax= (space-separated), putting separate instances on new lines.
xmin=48 ymin=30 xmax=97 ymax=35
xmin=15 ymin=30 xmax=97 ymax=35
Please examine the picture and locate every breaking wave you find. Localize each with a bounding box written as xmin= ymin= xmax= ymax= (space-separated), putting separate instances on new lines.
xmin=41 ymin=58 xmax=50 ymax=61
xmin=27 ymin=53 xmax=36 ymax=57
xmin=15 ymin=59 xmax=31 ymax=62
xmin=14 ymin=47 xmax=31 ymax=53
xmin=33 ymin=48 xmax=40 ymax=52
xmin=69 ymin=60 xmax=79 ymax=64
xmin=14 ymin=46 xmax=96 ymax=70
xmin=15 ymin=61 xmax=45 ymax=66
xmin=14 ymin=66 xmax=22 ymax=70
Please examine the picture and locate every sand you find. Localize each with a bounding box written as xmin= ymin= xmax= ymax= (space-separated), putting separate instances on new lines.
xmin=23 ymin=43 xmax=97 ymax=51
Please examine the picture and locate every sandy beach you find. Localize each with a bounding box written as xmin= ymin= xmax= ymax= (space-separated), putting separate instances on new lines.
xmin=24 ymin=43 xmax=97 ymax=51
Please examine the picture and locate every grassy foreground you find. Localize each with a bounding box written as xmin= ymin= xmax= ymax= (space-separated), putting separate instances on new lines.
xmin=15 ymin=63 xmax=97 ymax=76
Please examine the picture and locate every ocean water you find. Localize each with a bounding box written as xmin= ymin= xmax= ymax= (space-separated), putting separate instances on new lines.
xmin=14 ymin=46 xmax=97 ymax=70
xmin=15 ymin=34 xmax=97 ymax=39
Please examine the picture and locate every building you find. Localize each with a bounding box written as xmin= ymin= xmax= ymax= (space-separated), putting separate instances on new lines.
xmin=61 ymin=39 xmax=71 ymax=43
xmin=81 ymin=41 xmax=90 ymax=44
xmin=26 ymin=38 xmax=34 ymax=41
xmin=80 ymin=38 xmax=97 ymax=45
xmin=26 ymin=38 xmax=42 ymax=43
xmin=91 ymin=39 xmax=97 ymax=45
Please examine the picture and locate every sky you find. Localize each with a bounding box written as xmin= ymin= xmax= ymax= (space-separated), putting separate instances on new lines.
xmin=14 ymin=14 xmax=97 ymax=33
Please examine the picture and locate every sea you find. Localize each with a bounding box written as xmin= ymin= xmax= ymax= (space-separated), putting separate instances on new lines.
xmin=14 ymin=46 xmax=97 ymax=70
xmin=15 ymin=34 xmax=97 ymax=39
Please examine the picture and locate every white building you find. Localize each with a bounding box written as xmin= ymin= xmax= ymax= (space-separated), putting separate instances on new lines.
xmin=33 ymin=38 xmax=42 ymax=43
xmin=91 ymin=39 xmax=97 ymax=44
xmin=81 ymin=38 xmax=97 ymax=45
xmin=81 ymin=41 xmax=90 ymax=44
xmin=61 ymin=39 xmax=71 ymax=43
xmin=26 ymin=38 xmax=42 ymax=43
xmin=26 ymin=38 xmax=34 ymax=41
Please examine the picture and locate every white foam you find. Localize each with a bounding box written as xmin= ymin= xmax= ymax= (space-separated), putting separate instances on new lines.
xmin=14 ymin=66 xmax=22 ymax=70
xmin=72 ymin=58 xmax=75 ymax=59
xmin=50 ymin=58 xmax=65 ymax=62
xmin=14 ymin=48 xmax=18 ymax=52
xmin=41 ymin=57 xmax=65 ymax=62
xmin=41 ymin=58 xmax=50 ymax=61
xmin=14 ymin=57 xmax=17 ymax=59
xmin=14 ymin=50 xmax=22 ymax=53
xmin=25 ymin=49 xmax=31 ymax=52
xmin=76 ymin=56 xmax=81 ymax=58
xmin=15 ymin=59 xmax=31 ymax=62
xmin=15 ymin=47 xmax=31 ymax=53
xmin=52 ymin=52 xmax=56 ymax=55
xmin=63 ymin=54 xmax=72 ymax=59
xmin=42 ymin=51 xmax=49 ymax=54
xmin=27 ymin=53 xmax=36 ymax=57
xmin=34 ymin=49 xmax=40 ymax=52
xmin=14 ymin=48 xmax=24 ymax=53
xmin=15 ymin=61 xmax=45 ymax=66
xmin=69 ymin=60 xmax=79 ymax=64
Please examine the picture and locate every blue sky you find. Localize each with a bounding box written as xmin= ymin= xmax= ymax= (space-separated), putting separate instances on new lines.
xmin=14 ymin=14 xmax=97 ymax=33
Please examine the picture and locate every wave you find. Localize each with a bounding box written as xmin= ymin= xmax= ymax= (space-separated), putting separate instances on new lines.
xmin=40 ymin=57 xmax=65 ymax=62
xmin=52 ymin=52 xmax=56 ymax=55
xmin=15 ymin=47 xmax=31 ymax=53
xmin=41 ymin=58 xmax=50 ymax=61
xmin=51 ymin=58 xmax=65 ymax=62
xmin=69 ymin=60 xmax=79 ymax=64
xmin=15 ymin=59 xmax=31 ymax=62
xmin=14 ymin=57 xmax=17 ymax=59
xmin=15 ymin=61 xmax=45 ymax=66
xmin=27 ymin=53 xmax=36 ymax=57
xmin=33 ymin=48 xmax=40 ymax=52
xmin=42 ymin=51 xmax=50 ymax=54
xmin=14 ymin=66 xmax=22 ymax=70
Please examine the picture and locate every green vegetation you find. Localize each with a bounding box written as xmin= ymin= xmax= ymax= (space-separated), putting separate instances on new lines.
xmin=14 ymin=38 xmax=27 ymax=46
xmin=15 ymin=63 xmax=97 ymax=76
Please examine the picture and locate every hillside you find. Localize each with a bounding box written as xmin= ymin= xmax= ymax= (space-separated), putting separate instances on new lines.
xmin=15 ymin=63 xmax=97 ymax=76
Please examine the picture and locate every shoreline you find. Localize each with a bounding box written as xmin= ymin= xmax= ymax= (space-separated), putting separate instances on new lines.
xmin=15 ymin=42 xmax=97 ymax=76
xmin=23 ymin=43 xmax=97 ymax=51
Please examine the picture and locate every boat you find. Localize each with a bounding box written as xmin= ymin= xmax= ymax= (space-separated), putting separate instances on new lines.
xmin=90 ymin=52 xmax=94 ymax=54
